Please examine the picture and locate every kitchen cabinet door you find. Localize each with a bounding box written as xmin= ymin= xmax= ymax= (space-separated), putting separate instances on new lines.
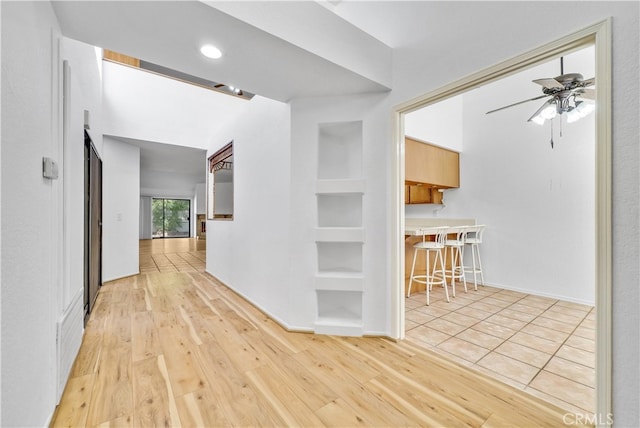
xmin=406 ymin=137 xmax=459 ymax=188
xmin=406 ymin=185 xmax=444 ymax=204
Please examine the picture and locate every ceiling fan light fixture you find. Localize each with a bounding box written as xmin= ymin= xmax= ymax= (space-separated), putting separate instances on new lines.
xmin=487 ymin=56 xmax=595 ymax=128
xmin=540 ymin=104 xmax=558 ymax=120
xmin=576 ymin=99 xmax=595 ymax=116
xmin=528 ymin=99 xmax=557 ymax=125
xmin=567 ymin=100 xmax=595 ymax=123
xmin=530 ymin=115 xmax=546 ymax=126
xmin=566 ymin=108 xmax=580 ymax=123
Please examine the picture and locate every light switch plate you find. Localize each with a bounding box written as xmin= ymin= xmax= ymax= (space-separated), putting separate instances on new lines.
xmin=43 ymin=157 xmax=59 ymax=179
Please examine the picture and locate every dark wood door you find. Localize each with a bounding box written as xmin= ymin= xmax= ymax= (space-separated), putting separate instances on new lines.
xmin=84 ymin=131 xmax=102 ymax=323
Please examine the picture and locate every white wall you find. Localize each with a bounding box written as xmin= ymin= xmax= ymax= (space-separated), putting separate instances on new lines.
xmin=1 ymin=2 xmax=62 ymax=425
xmin=460 ymin=48 xmax=594 ymax=304
xmin=195 ymin=183 xmax=206 ymax=214
xmin=1 ymin=6 xmax=104 ymax=423
xmin=0 ymin=3 xmax=3 ymax=421
xmin=206 ymin=96 xmax=292 ymax=324
xmin=405 ymin=95 xmax=463 ymax=152
xmin=102 ymin=61 xmax=248 ymax=149
xmin=58 ymin=35 xmax=104 ymax=401
xmin=213 ymin=182 xmax=233 ymax=216
xmin=102 ymin=137 xmax=140 ymax=281
xmin=405 ymin=48 xmax=596 ymax=304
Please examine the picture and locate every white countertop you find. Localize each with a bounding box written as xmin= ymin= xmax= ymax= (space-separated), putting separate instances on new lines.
xmin=405 ymin=218 xmax=476 ymax=227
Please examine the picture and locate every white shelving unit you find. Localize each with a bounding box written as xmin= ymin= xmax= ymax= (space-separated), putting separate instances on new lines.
xmin=314 ymin=120 xmax=365 ymax=336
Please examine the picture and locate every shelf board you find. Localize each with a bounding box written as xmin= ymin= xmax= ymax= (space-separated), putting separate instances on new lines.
xmin=314 ymin=318 xmax=363 ymax=336
xmin=316 ymin=270 xmax=363 ymax=278
xmin=316 ymin=179 xmax=366 ymax=194
xmin=314 ymin=274 xmax=364 ymax=291
xmin=314 ymin=227 xmax=364 ymax=243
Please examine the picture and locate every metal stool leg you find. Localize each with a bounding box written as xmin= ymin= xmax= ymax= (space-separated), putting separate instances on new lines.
xmin=435 ymin=248 xmax=449 ymax=303
xmin=425 ymin=248 xmax=431 ymax=306
xmin=458 ymin=245 xmax=468 ymax=292
xmin=407 ymin=248 xmax=418 ymax=297
xmin=475 ymin=244 xmax=485 ymax=286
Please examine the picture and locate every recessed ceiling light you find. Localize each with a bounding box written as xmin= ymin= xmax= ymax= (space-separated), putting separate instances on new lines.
xmin=200 ymin=45 xmax=222 ymax=59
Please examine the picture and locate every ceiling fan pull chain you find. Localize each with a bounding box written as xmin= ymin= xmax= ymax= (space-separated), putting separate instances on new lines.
xmin=559 ymin=114 xmax=563 ymax=138
xmin=550 ymin=119 xmax=555 ymax=149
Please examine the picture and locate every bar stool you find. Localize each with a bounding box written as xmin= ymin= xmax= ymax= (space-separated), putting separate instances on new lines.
xmin=462 ymin=225 xmax=486 ymax=290
xmin=407 ymin=226 xmax=449 ymax=305
xmin=443 ymin=227 xmax=467 ymax=296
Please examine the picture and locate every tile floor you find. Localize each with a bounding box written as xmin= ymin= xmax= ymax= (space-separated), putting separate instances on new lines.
xmin=405 ymin=281 xmax=595 ymax=416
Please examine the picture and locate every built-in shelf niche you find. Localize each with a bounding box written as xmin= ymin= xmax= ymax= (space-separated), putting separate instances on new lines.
xmin=315 ymin=290 xmax=363 ymax=336
xmin=317 ymin=194 xmax=362 ymax=228
xmin=314 ymin=120 xmax=365 ymax=336
xmin=316 ymin=242 xmax=362 ymax=274
xmin=318 ymin=121 xmax=363 ymax=180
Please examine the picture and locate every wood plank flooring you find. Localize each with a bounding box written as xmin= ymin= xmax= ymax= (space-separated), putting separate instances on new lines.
xmin=139 ymin=238 xmax=206 ymax=273
xmin=51 ymin=239 xmax=591 ymax=427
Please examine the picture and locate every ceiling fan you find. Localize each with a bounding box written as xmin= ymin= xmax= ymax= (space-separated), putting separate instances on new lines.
xmin=486 ymin=58 xmax=595 ymax=125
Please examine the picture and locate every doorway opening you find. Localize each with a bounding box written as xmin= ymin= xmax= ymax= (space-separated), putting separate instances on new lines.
xmin=84 ymin=130 xmax=103 ymax=323
xmin=391 ymin=20 xmax=611 ymax=419
xmin=152 ymin=198 xmax=191 ymax=238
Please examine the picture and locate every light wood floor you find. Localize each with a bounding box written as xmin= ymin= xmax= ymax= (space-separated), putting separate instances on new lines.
xmin=52 ymin=238 xmax=591 ymax=427
xmin=139 ymin=238 xmax=206 ymax=273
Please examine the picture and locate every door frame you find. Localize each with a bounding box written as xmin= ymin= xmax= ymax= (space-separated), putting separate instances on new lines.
xmin=84 ymin=131 xmax=102 ymax=322
xmin=390 ymin=19 xmax=612 ymax=419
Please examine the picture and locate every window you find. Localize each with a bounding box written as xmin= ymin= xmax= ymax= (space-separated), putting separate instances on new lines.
xmin=208 ymin=141 xmax=233 ymax=220
xmin=152 ymin=198 xmax=191 ymax=238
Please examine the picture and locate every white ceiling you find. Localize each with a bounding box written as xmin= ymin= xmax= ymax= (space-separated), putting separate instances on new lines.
xmin=108 ymin=135 xmax=206 ymax=179
xmin=51 ymin=0 xmax=392 ymax=102
xmin=316 ymin=0 xmax=436 ymax=48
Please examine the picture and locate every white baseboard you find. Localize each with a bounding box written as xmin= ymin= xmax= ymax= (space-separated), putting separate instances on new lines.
xmin=477 ymin=280 xmax=595 ymax=307
xmin=56 ymin=288 xmax=84 ymax=401
xmin=204 ymin=270 xmax=314 ymax=334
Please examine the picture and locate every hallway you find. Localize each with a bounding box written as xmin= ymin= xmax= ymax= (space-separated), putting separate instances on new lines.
xmin=51 ymin=239 xmax=589 ymax=427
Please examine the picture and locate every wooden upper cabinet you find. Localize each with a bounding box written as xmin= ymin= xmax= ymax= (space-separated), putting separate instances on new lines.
xmin=405 ymin=137 xmax=460 ymax=188
xmin=405 ymin=184 xmax=443 ymax=204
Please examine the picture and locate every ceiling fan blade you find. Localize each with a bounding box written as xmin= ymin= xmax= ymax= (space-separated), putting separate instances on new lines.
xmin=577 ymin=88 xmax=596 ymax=100
xmin=532 ymin=78 xmax=564 ymax=90
xmin=581 ymin=77 xmax=595 ymax=87
xmin=486 ymin=94 xmax=549 ymax=115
